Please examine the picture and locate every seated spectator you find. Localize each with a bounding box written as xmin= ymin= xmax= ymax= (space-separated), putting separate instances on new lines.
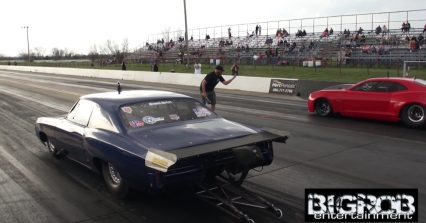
xmin=418 ymin=34 xmax=424 ymax=46
xmin=378 ymin=45 xmax=385 ymax=55
xmin=358 ymin=27 xmax=363 ymax=34
xmin=371 ymin=45 xmax=377 ymax=54
xmin=302 ymin=29 xmax=307 ymax=37
xmin=289 ymin=42 xmax=296 ymax=52
xmin=321 ymin=28 xmax=329 ymax=38
xmin=361 ymin=45 xmax=370 ymax=54
xmin=329 ymin=28 xmax=334 ymax=35
xmin=402 ymin=22 xmax=411 ymax=33
xmin=382 ymin=25 xmax=388 ymax=34
xmin=276 ymin=28 xmax=282 ymax=37
xmin=309 ymin=41 xmax=314 ymax=49
xmin=360 ymin=35 xmax=366 ymax=43
xmin=205 ymin=34 xmax=210 ymax=40
xmin=409 ymin=38 xmax=417 ymax=51
xmin=282 ymin=29 xmax=289 ymax=37
xmin=375 ymin=25 xmax=382 ymax=35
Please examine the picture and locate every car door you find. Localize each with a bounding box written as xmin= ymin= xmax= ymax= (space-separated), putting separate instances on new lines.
xmin=61 ymin=100 xmax=95 ymax=163
xmin=341 ymin=81 xmax=393 ymax=119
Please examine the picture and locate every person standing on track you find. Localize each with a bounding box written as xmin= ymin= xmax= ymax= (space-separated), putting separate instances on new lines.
xmin=200 ymin=64 xmax=238 ymax=111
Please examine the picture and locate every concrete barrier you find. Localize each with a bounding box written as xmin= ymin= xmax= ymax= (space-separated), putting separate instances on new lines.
xmin=0 ymin=65 xmax=293 ymax=94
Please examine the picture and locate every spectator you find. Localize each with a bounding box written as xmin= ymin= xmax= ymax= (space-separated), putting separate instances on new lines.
xmin=375 ymin=25 xmax=382 ymax=35
xmin=406 ymin=21 xmax=411 ymax=32
xmin=382 ymin=25 xmax=388 ymax=34
xmin=194 ymin=61 xmax=202 ymax=74
xmin=418 ymin=34 xmax=424 ymax=46
xmin=329 ymin=28 xmax=334 ymax=35
xmin=358 ymin=27 xmax=364 ymax=34
xmin=423 ymin=24 xmax=426 ymax=34
xmin=401 ymin=22 xmax=406 ymax=32
xmin=121 ymin=61 xmax=127 ymax=70
xmin=409 ymin=37 xmax=417 ymax=51
xmin=302 ymin=29 xmax=307 ymax=37
xmin=255 ymin=25 xmax=259 ymax=36
xmin=152 ymin=63 xmax=159 ymax=72
xmin=321 ymin=28 xmax=329 ymax=38
xmin=190 ymin=36 xmax=193 ymax=41
xmin=259 ymin=25 xmax=262 ymax=35
xmin=200 ymin=65 xmax=238 ymax=111
xmin=228 ymin=27 xmax=232 ymax=38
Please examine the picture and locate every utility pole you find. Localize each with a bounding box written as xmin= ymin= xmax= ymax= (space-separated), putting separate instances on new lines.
xmin=183 ymin=0 xmax=189 ymax=66
xmin=22 ymin=26 xmax=30 ymax=63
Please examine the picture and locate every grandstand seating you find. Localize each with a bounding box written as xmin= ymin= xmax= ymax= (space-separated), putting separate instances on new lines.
xmin=128 ymin=27 xmax=426 ymax=67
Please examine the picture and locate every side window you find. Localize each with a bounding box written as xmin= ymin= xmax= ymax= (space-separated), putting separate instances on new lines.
xmin=352 ymin=81 xmax=378 ymax=92
xmin=373 ymin=82 xmax=407 ymax=92
xmin=88 ymin=104 xmax=118 ymax=133
xmin=67 ymin=100 xmax=95 ymax=126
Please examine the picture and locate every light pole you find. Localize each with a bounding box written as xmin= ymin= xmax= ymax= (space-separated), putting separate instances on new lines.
xmin=183 ymin=0 xmax=189 ymax=66
xmin=22 ymin=26 xmax=30 ymax=63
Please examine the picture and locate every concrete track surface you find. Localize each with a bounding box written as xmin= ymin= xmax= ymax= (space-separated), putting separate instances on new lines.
xmin=0 ymin=70 xmax=425 ymax=223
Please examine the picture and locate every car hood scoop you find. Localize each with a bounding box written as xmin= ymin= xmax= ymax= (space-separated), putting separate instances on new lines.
xmin=129 ymin=118 xmax=257 ymax=151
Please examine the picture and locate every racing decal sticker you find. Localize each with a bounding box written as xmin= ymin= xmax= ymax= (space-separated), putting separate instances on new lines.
xmin=121 ymin=106 xmax=133 ymax=114
xmin=129 ymin=120 xmax=145 ymax=128
xmin=169 ymin=114 xmax=180 ymax=121
xmin=149 ymin=101 xmax=172 ymax=106
xmin=143 ymin=116 xmax=165 ymax=125
xmin=193 ymin=107 xmax=212 ymax=117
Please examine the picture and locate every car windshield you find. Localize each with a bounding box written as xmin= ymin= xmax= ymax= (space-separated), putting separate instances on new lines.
xmin=415 ymin=79 xmax=426 ymax=86
xmin=120 ymin=98 xmax=217 ymax=129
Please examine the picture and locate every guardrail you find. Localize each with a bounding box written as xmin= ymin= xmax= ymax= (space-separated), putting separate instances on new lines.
xmin=0 ymin=65 xmax=300 ymax=95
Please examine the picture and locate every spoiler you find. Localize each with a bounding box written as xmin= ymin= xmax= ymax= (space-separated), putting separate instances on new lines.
xmin=145 ymin=128 xmax=288 ymax=172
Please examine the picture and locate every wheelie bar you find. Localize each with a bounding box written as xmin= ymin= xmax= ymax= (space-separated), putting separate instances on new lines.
xmin=195 ymin=179 xmax=283 ymax=223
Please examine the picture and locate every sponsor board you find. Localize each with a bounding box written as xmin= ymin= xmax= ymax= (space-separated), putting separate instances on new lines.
xmin=305 ymin=188 xmax=418 ymax=222
xmin=269 ymin=79 xmax=298 ymax=95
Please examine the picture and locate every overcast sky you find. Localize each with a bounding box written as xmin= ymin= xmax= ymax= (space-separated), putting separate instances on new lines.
xmin=0 ymin=0 xmax=425 ymax=57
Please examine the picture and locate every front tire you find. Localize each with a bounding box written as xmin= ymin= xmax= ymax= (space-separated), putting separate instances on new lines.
xmin=314 ymin=99 xmax=332 ymax=117
xmin=102 ymin=161 xmax=129 ymax=198
xmin=46 ymin=138 xmax=67 ymax=159
xmin=401 ymin=104 xmax=425 ymax=127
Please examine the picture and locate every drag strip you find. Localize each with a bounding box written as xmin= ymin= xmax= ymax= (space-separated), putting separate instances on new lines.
xmin=0 ymin=69 xmax=425 ymax=223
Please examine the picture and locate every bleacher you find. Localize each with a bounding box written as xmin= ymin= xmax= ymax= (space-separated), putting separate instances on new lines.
xmin=129 ymin=26 xmax=425 ymax=67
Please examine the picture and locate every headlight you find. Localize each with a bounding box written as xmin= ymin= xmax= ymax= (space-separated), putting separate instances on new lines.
xmin=145 ymin=149 xmax=177 ymax=173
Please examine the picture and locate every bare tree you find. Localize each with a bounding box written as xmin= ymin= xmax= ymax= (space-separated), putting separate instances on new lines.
xmin=162 ymin=26 xmax=172 ymax=42
xmin=121 ymin=38 xmax=129 ymax=62
xmin=88 ymin=44 xmax=99 ymax=63
xmin=33 ymin=47 xmax=45 ymax=59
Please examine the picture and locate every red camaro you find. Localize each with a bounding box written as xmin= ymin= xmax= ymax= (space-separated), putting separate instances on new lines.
xmin=308 ymin=77 xmax=426 ymax=127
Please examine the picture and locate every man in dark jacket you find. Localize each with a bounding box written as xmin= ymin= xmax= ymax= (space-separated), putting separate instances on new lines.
xmin=200 ymin=65 xmax=238 ymax=111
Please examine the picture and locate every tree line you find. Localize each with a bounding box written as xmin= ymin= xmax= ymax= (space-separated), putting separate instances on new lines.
xmin=1 ymin=39 xmax=131 ymax=65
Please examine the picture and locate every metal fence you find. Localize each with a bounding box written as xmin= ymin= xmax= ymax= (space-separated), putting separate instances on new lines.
xmin=148 ymin=9 xmax=426 ymax=43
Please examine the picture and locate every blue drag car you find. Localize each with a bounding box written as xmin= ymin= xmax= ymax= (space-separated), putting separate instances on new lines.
xmin=35 ymin=90 xmax=287 ymax=197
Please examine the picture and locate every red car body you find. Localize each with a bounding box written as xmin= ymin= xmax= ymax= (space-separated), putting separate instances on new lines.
xmin=308 ymin=77 xmax=426 ymax=126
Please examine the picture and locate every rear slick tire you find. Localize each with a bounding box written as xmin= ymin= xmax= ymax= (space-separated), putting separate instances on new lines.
xmin=401 ymin=104 xmax=425 ymax=128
